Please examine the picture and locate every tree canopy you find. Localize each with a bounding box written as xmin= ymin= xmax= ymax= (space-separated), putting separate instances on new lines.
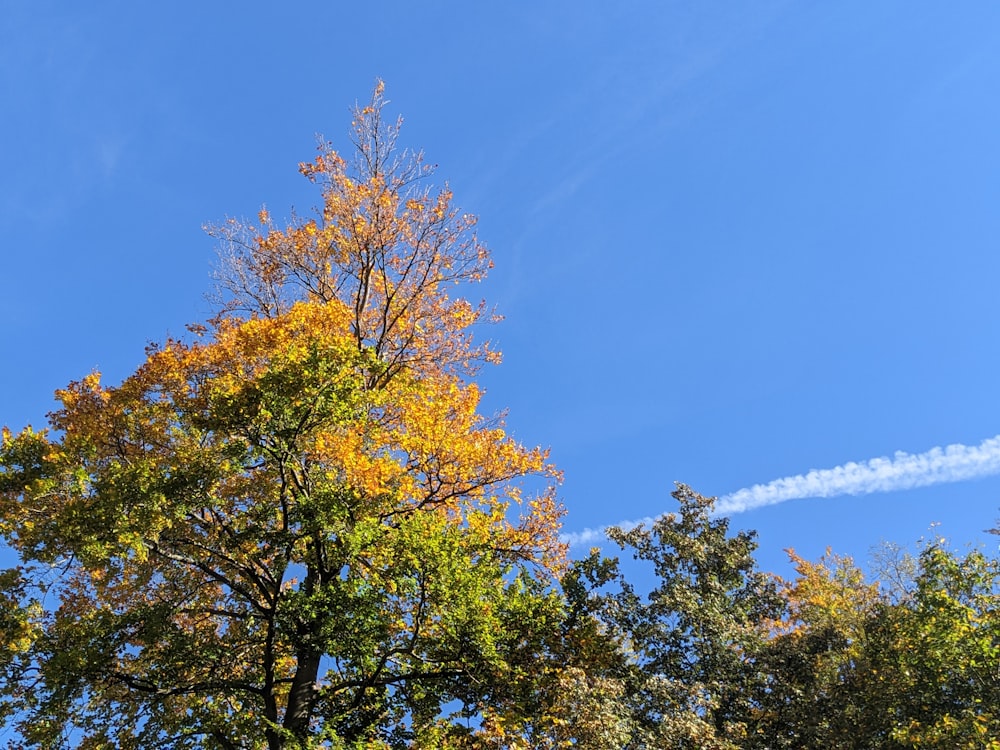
xmin=2 ymin=83 xmax=998 ymax=750
xmin=0 ymin=83 xmax=563 ymax=749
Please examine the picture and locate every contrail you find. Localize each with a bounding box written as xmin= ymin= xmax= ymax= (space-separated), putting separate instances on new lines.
xmin=562 ymin=435 xmax=1000 ymax=547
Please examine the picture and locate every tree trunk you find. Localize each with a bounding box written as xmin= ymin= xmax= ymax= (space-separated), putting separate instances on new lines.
xmin=282 ymin=647 xmax=323 ymax=740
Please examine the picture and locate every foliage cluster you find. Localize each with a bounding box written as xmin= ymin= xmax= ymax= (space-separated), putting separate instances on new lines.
xmin=1 ymin=85 xmax=998 ymax=749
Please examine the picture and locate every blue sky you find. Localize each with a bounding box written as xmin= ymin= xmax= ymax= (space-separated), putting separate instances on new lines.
xmin=3 ymin=2 xmax=1000 ymax=576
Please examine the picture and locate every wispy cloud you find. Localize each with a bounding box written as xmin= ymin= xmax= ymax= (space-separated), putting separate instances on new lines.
xmin=714 ymin=435 xmax=1000 ymax=515
xmin=562 ymin=435 xmax=1000 ymax=547
xmin=560 ymin=516 xmax=661 ymax=549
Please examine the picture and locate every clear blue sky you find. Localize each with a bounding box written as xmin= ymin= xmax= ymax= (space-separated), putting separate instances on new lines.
xmin=3 ymin=2 xmax=1000 ymax=576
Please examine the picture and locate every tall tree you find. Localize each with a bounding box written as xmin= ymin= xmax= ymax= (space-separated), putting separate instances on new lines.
xmin=569 ymin=485 xmax=783 ymax=750
xmin=0 ymin=84 xmax=564 ymax=749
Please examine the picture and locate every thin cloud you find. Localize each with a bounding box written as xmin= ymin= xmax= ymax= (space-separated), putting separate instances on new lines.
xmin=562 ymin=435 xmax=1000 ymax=547
xmin=561 ymin=517 xmax=656 ymax=549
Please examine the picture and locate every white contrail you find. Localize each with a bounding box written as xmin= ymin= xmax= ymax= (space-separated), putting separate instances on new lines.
xmin=562 ymin=435 xmax=1000 ymax=547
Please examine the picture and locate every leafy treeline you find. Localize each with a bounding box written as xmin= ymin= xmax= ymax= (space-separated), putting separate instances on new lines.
xmin=1 ymin=85 xmax=997 ymax=749
xmin=560 ymin=488 xmax=1000 ymax=750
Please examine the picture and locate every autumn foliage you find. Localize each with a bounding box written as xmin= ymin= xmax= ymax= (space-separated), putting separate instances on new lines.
xmin=209 ymin=79 xmax=496 ymax=384
xmin=2 ymin=83 xmax=999 ymax=750
xmin=0 ymin=83 xmax=563 ymax=749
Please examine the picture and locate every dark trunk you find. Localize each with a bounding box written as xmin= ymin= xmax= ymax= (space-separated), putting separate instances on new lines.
xmin=282 ymin=646 xmax=323 ymax=739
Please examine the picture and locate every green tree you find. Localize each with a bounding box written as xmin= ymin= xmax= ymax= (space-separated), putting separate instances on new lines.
xmin=571 ymin=485 xmax=784 ymax=749
xmin=750 ymin=541 xmax=1000 ymax=749
xmin=881 ymin=543 xmax=1000 ymax=748
xmin=0 ymin=84 xmax=564 ymax=749
xmin=469 ymin=552 xmax=636 ymax=749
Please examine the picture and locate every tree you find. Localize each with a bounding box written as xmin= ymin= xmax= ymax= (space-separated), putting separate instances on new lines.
xmin=468 ymin=552 xmax=636 ymax=750
xmin=0 ymin=83 xmax=564 ymax=749
xmin=879 ymin=543 xmax=1000 ymax=748
xmin=747 ymin=549 xmax=888 ymax=748
xmin=566 ymin=485 xmax=784 ymax=749
xmin=751 ymin=541 xmax=1000 ymax=749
